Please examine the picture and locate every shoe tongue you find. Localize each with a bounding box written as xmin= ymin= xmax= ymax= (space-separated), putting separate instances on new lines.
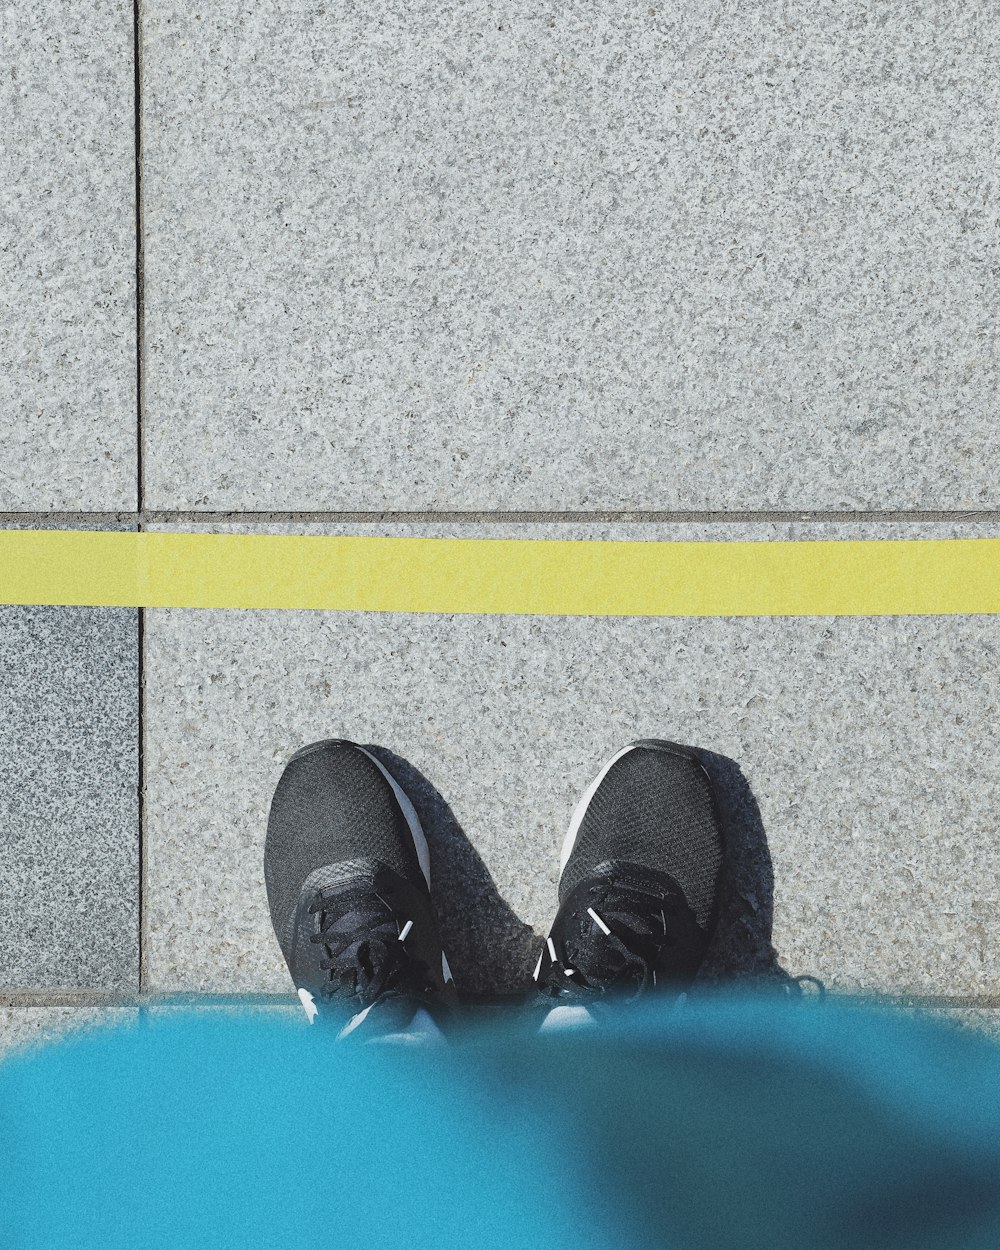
xmin=299 ymin=881 xmax=401 ymax=1000
xmin=587 ymin=859 xmax=687 ymax=901
xmin=558 ymin=891 xmax=652 ymax=996
xmin=562 ymin=867 xmax=706 ymax=993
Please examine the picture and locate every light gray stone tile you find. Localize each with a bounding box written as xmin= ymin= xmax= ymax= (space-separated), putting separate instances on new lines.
xmin=143 ymin=1 xmax=999 ymax=511
xmin=0 ymin=1 xmax=136 ymax=510
xmin=145 ymin=1001 xmax=305 ymax=1026
xmin=144 ymin=521 xmax=1000 ymax=997
xmin=909 ymin=1007 xmax=1000 ymax=1043
xmin=0 ymin=1007 xmax=135 ymax=1063
xmin=0 ymin=608 xmax=139 ymax=990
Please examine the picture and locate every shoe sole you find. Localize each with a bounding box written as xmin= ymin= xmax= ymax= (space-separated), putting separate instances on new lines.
xmin=289 ymin=739 xmax=432 ymax=889
xmin=558 ymin=739 xmax=713 ymax=880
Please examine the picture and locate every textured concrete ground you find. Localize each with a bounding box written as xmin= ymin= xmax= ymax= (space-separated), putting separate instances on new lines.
xmin=0 ymin=606 xmax=139 ymax=991
xmin=2 ymin=1 xmax=999 ymax=1049
xmin=0 ymin=0 xmax=136 ymax=510
xmin=140 ymin=1 xmax=1000 ymax=512
xmin=142 ymin=519 xmax=1000 ymax=1001
xmin=0 ymin=1007 xmax=136 ymax=1062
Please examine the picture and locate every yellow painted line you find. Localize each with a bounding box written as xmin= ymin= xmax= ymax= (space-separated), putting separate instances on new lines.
xmin=1 ymin=529 xmax=999 ymax=616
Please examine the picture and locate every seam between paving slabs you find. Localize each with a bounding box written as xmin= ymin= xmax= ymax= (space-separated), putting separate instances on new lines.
xmin=6 ymin=511 xmax=1000 ymax=526
xmin=133 ymin=0 xmax=148 ymax=994
xmin=3 ymin=991 xmax=1000 ymax=1011
xmin=134 ymin=4 xmax=145 ymax=514
xmin=142 ymin=510 xmax=1000 ymax=524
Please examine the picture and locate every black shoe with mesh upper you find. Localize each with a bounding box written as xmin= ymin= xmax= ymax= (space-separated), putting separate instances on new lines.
xmin=265 ymin=739 xmax=455 ymax=1030
xmin=535 ymin=740 xmax=725 ymax=1004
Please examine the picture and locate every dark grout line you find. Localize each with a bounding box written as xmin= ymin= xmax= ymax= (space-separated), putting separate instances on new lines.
xmin=132 ymin=0 xmax=147 ymax=995
xmin=143 ymin=509 xmax=1000 ymax=525
xmin=133 ymin=0 xmax=145 ymax=518
xmin=4 ymin=989 xmax=1000 ymax=1010
xmin=6 ymin=510 xmax=1000 ymax=527
xmin=0 ymin=513 xmax=138 ymax=525
xmin=5 ymin=507 xmax=1000 ymax=527
xmin=850 ymin=993 xmax=1000 ymax=1011
xmin=0 ymin=991 xmax=298 ymax=1009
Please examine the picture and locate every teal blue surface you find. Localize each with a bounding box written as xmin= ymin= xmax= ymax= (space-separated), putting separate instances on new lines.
xmin=1 ymin=994 xmax=998 ymax=1249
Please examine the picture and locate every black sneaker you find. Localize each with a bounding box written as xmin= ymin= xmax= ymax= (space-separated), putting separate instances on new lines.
xmin=535 ymin=740 xmax=725 ymax=1004
xmin=265 ymin=739 xmax=455 ymax=1032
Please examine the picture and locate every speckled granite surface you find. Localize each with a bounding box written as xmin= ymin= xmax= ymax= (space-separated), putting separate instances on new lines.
xmin=0 ymin=0 xmax=136 ymax=510
xmin=0 ymin=607 xmax=139 ymax=991
xmin=142 ymin=521 xmax=1000 ymax=998
xmin=142 ymin=1 xmax=1000 ymax=511
xmin=916 ymin=1007 xmax=1000 ymax=1042
xmin=0 ymin=1007 xmax=136 ymax=1063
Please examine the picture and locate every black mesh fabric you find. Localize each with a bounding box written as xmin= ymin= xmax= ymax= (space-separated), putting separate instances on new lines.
xmin=560 ymin=741 xmax=724 ymax=930
xmin=288 ymin=865 xmax=449 ymax=1010
xmin=541 ymin=864 xmax=711 ymax=1000
xmin=265 ymin=740 xmax=425 ymax=964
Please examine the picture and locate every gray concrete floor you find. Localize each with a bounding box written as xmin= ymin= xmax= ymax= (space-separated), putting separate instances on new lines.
xmin=2 ymin=1 xmax=999 ymax=1050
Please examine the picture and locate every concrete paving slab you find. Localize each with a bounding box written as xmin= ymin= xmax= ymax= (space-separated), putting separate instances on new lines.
xmin=141 ymin=1000 xmax=1000 ymax=1047
xmin=142 ymin=1 xmax=999 ymax=511
xmin=0 ymin=607 xmax=139 ymax=991
xmin=146 ymin=1001 xmax=305 ymax=1026
xmin=144 ymin=520 xmax=1000 ymax=998
xmin=0 ymin=1006 xmax=135 ymax=1063
xmin=0 ymin=0 xmax=136 ymax=510
xmin=916 ymin=1007 xmax=1000 ymax=1043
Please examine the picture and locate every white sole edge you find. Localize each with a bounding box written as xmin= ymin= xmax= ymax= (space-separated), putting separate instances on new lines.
xmin=558 ymin=743 xmax=643 ymax=879
xmin=355 ymin=745 xmax=432 ymax=889
xmin=337 ymin=1001 xmax=375 ymax=1039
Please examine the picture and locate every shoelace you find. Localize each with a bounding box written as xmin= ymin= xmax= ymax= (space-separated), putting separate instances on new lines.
xmin=310 ymin=888 xmax=437 ymax=1006
xmin=538 ymin=881 xmax=686 ymax=1000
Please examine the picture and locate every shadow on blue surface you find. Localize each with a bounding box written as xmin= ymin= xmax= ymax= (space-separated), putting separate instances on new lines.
xmin=1 ymin=992 xmax=998 ymax=1249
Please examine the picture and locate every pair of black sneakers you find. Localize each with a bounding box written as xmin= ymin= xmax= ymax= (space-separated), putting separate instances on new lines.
xmin=264 ymin=739 xmax=725 ymax=1032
